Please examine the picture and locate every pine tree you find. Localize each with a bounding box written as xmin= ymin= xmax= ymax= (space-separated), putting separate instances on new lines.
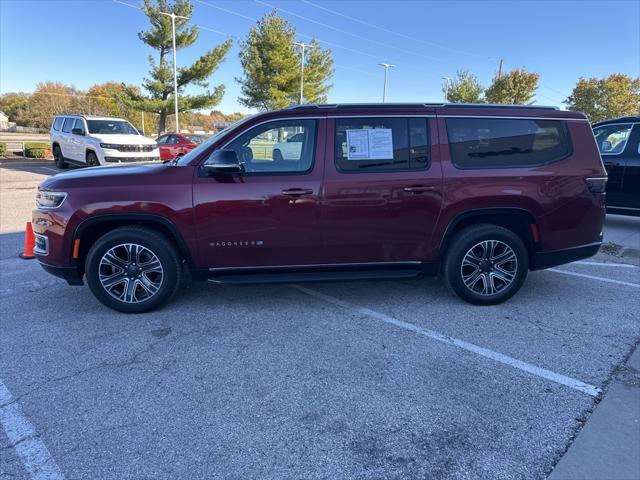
xmin=237 ymin=11 xmax=333 ymax=110
xmin=131 ymin=0 xmax=232 ymax=133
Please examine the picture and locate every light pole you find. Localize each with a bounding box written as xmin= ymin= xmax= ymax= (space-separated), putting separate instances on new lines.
xmin=378 ymin=63 xmax=395 ymax=103
xmin=442 ymin=76 xmax=452 ymax=102
xmin=293 ymin=41 xmax=311 ymax=104
xmin=159 ymin=11 xmax=189 ymax=132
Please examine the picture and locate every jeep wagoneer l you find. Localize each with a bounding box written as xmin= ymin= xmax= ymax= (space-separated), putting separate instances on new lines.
xmin=33 ymin=104 xmax=607 ymax=313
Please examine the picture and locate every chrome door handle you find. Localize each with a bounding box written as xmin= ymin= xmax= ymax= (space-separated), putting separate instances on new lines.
xmin=281 ymin=188 xmax=314 ymax=196
xmin=403 ymin=185 xmax=435 ymax=193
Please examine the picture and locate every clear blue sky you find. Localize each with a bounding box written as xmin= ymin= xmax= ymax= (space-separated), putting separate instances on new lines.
xmin=1 ymin=0 xmax=639 ymax=113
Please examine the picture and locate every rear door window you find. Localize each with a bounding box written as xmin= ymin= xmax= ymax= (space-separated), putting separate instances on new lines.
xmin=334 ymin=117 xmax=429 ymax=172
xmin=62 ymin=118 xmax=75 ymax=133
xmin=446 ymin=118 xmax=571 ymax=168
xmin=52 ymin=117 xmax=64 ymax=131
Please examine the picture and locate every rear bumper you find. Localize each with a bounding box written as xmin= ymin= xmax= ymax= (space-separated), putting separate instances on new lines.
xmin=38 ymin=261 xmax=84 ymax=286
xmin=531 ymin=241 xmax=601 ymax=270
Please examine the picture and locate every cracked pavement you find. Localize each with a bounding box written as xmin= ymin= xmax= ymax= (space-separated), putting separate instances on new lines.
xmin=1 ymin=159 xmax=639 ymax=479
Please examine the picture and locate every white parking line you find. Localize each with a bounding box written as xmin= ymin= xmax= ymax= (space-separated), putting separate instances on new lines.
xmin=291 ymin=285 xmax=601 ymax=397
xmin=549 ymin=269 xmax=640 ymax=288
xmin=39 ymin=167 xmax=59 ymax=174
xmin=0 ymin=381 xmax=64 ymax=480
xmin=573 ymin=261 xmax=638 ymax=268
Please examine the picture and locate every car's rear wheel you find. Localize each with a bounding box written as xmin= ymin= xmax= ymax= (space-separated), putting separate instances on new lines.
xmin=86 ymin=151 xmax=99 ymax=167
xmin=443 ymin=224 xmax=528 ymax=305
xmin=53 ymin=145 xmax=67 ymax=169
xmin=85 ymin=227 xmax=181 ymax=313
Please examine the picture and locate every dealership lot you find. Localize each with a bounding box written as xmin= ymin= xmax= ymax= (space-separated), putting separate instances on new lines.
xmin=1 ymin=159 xmax=639 ymax=479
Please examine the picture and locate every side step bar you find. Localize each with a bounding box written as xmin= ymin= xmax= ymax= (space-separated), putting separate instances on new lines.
xmin=208 ymin=268 xmax=422 ymax=285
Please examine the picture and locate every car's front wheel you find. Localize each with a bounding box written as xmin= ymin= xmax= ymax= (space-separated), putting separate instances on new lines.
xmin=86 ymin=151 xmax=100 ymax=167
xmin=443 ymin=224 xmax=528 ymax=305
xmin=53 ymin=145 xmax=67 ymax=169
xmin=85 ymin=227 xmax=181 ymax=313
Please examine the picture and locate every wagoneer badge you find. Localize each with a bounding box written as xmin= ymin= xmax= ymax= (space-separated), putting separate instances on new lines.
xmin=210 ymin=240 xmax=264 ymax=247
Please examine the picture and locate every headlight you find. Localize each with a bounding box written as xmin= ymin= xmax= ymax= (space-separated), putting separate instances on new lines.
xmin=36 ymin=188 xmax=67 ymax=209
xmin=100 ymin=143 xmax=121 ymax=149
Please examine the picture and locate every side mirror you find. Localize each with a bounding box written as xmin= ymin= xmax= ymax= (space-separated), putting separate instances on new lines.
xmin=202 ymin=149 xmax=242 ymax=175
xmin=72 ymin=128 xmax=85 ymax=136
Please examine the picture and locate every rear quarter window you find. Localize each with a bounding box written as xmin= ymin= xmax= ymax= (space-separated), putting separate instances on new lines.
xmin=52 ymin=117 xmax=64 ymax=131
xmin=446 ymin=117 xmax=571 ymax=168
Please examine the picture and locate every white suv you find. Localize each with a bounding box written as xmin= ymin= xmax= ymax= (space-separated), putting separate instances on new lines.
xmin=50 ymin=115 xmax=160 ymax=168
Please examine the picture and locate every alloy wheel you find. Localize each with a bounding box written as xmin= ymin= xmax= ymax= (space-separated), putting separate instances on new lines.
xmin=98 ymin=243 xmax=164 ymax=303
xmin=460 ymin=240 xmax=518 ymax=296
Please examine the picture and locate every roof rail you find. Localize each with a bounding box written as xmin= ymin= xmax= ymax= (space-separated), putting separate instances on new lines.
xmin=284 ymin=103 xmax=559 ymax=111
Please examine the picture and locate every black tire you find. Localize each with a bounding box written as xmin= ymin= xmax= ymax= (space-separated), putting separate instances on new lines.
xmin=53 ymin=145 xmax=67 ymax=169
xmin=273 ymin=149 xmax=284 ymax=162
xmin=85 ymin=227 xmax=182 ymax=313
xmin=443 ymin=224 xmax=528 ymax=305
xmin=86 ymin=151 xmax=100 ymax=167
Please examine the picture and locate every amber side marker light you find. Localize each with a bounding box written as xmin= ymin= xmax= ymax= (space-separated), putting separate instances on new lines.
xmin=72 ymin=239 xmax=81 ymax=259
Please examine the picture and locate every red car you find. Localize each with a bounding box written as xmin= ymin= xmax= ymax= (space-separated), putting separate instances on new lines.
xmin=33 ymin=103 xmax=606 ymax=313
xmin=156 ymin=133 xmax=209 ymax=161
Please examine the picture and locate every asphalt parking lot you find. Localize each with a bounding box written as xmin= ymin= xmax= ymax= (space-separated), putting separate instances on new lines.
xmin=1 ymin=158 xmax=639 ymax=480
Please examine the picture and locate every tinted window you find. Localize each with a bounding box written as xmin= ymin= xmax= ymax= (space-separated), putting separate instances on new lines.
xmin=226 ymin=119 xmax=317 ymax=174
xmin=168 ymin=135 xmax=181 ymax=144
xmin=593 ymin=124 xmax=632 ymax=155
xmin=156 ymin=135 xmax=169 ymax=145
xmin=446 ymin=118 xmax=570 ymax=168
xmin=87 ymin=120 xmax=138 ymax=135
xmin=62 ymin=118 xmax=75 ymax=133
xmin=335 ymin=117 xmax=429 ymax=172
xmin=73 ymin=118 xmax=85 ymax=133
xmin=52 ymin=117 xmax=64 ymax=131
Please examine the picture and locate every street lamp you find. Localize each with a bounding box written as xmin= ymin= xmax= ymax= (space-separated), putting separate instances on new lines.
xmin=159 ymin=11 xmax=189 ymax=133
xmin=442 ymin=76 xmax=452 ymax=102
xmin=378 ymin=63 xmax=395 ymax=103
xmin=293 ymin=42 xmax=313 ymax=105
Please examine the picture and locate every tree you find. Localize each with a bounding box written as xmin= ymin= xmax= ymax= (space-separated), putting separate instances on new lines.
xmin=237 ymin=11 xmax=333 ymax=110
xmin=131 ymin=0 xmax=232 ymax=133
xmin=565 ymin=74 xmax=640 ymax=123
xmin=485 ymin=68 xmax=539 ymax=104
xmin=444 ymin=70 xmax=484 ymax=103
xmin=24 ymin=82 xmax=88 ymax=128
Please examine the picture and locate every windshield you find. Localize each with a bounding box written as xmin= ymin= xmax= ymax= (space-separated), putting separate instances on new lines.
xmin=87 ymin=120 xmax=139 ymax=135
xmin=175 ymin=114 xmax=257 ymax=166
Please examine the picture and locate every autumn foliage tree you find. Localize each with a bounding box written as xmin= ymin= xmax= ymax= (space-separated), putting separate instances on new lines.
xmin=565 ymin=74 xmax=640 ymax=123
xmin=485 ymin=68 xmax=540 ymax=104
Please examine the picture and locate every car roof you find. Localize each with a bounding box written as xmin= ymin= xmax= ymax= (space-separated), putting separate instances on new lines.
xmin=592 ymin=116 xmax=640 ymax=127
xmin=55 ymin=114 xmax=127 ymax=121
xmin=279 ymin=103 xmax=586 ymax=120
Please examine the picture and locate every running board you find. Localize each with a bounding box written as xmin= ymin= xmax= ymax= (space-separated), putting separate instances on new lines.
xmin=207 ymin=268 xmax=422 ymax=285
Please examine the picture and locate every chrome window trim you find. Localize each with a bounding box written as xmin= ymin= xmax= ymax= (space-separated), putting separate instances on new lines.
xmin=209 ymin=261 xmax=421 ymax=272
xmin=439 ymin=115 xmax=589 ymax=122
xmin=593 ymin=122 xmax=634 ymax=157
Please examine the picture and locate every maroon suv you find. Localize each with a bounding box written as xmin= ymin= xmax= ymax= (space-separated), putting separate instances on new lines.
xmin=33 ymin=103 xmax=607 ymax=313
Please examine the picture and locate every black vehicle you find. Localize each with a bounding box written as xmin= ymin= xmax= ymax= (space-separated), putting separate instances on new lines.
xmin=593 ymin=116 xmax=640 ymax=216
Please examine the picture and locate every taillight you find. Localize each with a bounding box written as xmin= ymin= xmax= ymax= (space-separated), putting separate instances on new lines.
xmin=585 ymin=177 xmax=607 ymax=194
